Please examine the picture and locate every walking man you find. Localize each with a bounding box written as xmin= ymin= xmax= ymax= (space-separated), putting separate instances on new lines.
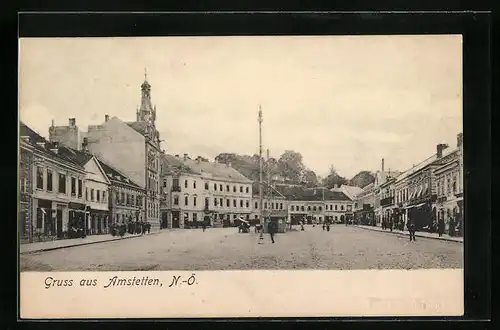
xmin=407 ymin=218 xmax=416 ymax=241
xmin=389 ymin=217 xmax=393 ymax=232
xmin=438 ymin=216 xmax=445 ymax=237
xmin=268 ymin=219 xmax=277 ymax=243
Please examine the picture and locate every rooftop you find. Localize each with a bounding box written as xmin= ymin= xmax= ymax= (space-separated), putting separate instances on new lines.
xmin=161 ymin=154 xmax=252 ymax=182
xmin=20 ymin=122 xmax=84 ymax=169
xmin=96 ymin=159 xmax=143 ymax=189
xmin=253 ymin=183 xmax=351 ymax=202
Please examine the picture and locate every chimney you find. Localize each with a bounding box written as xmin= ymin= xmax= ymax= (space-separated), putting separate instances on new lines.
xmin=436 ymin=143 xmax=448 ymax=158
xmin=174 ymin=154 xmax=179 ymax=158
xmin=183 ymin=153 xmax=188 ymax=161
xmin=82 ymin=137 xmax=89 ymax=152
xmin=457 ymin=133 xmax=463 ymax=148
xmin=382 ymin=158 xmax=385 ymax=172
xmin=51 ymin=119 xmax=55 ymax=127
xmin=69 ymin=118 xmax=76 ymax=127
xmin=105 ymin=114 xmax=109 ymax=122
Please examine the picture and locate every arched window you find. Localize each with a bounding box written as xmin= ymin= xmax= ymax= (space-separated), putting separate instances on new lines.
xmin=205 ymin=182 xmax=209 ymax=190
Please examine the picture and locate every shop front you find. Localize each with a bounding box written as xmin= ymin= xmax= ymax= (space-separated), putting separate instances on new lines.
xmin=69 ymin=202 xmax=86 ymax=238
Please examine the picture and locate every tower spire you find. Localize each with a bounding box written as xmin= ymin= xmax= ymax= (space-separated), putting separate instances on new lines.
xmin=144 ymin=68 xmax=148 ymax=81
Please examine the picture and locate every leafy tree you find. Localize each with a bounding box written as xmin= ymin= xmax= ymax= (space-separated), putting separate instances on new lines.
xmin=348 ymin=171 xmax=375 ymax=188
xmin=301 ymin=169 xmax=318 ymax=187
xmin=278 ymin=150 xmax=304 ymax=184
xmin=322 ymin=165 xmax=347 ymax=189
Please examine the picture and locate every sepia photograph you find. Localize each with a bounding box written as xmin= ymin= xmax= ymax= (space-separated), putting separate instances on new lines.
xmin=18 ymin=35 xmax=464 ymax=317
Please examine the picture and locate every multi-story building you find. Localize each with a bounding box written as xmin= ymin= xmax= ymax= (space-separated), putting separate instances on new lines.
xmin=96 ymin=159 xmax=145 ymax=226
xmin=354 ymin=182 xmax=375 ymax=225
xmin=21 ymin=122 xmax=87 ymax=242
xmin=19 ymin=131 xmax=34 ymax=243
xmin=255 ymin=185 xmax=353 ymax=225
xmin=434 ymin=133 xmax=464 ymax=236
xmin=160 ymin=154 xmax=253 ymax=229
xmin=57 ymin=147 xmax=111 ymax=235
xmin=250 ymin=182 xmax=288 ymax=225
xmin=49 ymin=75 xmax=163 ymax=229
xmin=393 ymin=138 xmax=460 ymax=231
xmin=379 ymin=177 xmax=397 ymax=227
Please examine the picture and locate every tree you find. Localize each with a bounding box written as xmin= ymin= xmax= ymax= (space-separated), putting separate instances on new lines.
xmin=322 ymin=165 xmax=347 ymax=189
xmin=348 ymin=171 xmax=375 ymax=188
xmin=278 ymin=150 xmax=304 ymax=184
xmin=301 ymin=169 xmax=318 ymax=187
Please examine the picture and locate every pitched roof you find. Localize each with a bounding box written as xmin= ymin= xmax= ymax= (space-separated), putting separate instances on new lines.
xmin=161 ymin=154 xmax=252 ymax=182
xmin=57 ymin=147 xmax=93 ymax=166
xmin=19 ymin=122 xmax=84 ymax=169
xmin=126 ymin=121 xmax=148 ymax=136
xmin=95 ymin=158 xmax=142 ymax=189
xmin=254 ymin=184 xmax=351 ymax=201
xmin=396 ymin=146 xmax=456 ymax=182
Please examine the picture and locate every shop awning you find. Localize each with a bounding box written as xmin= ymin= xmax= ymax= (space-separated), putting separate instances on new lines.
xmin=405 ymin=202 xmax=426 ymax=209
xmin=416 ymin=186 xmax=423 ymax=198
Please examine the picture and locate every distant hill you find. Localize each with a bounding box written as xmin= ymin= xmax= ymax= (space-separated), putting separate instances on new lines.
xmin=347 ymin=171 xmax=375 ymax=188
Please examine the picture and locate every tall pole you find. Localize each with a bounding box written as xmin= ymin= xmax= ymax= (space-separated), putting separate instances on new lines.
xmin=258 ymin=105 xmax=264 ymax=227
xmin=267 ymin=148 xmax=271 ymax=207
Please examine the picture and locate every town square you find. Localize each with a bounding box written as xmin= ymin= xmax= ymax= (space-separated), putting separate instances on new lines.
xmin=19 ymin=36 xmax=463 ymax=272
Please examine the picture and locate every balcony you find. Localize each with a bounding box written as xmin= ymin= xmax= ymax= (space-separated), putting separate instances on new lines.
xmin=171 ymin=186 xmax=181 ymax=192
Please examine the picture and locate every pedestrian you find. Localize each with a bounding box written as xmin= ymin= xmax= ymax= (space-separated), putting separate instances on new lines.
xmin=389 ymin=217 xmax=393 ymax=232
xmin=300 ymin=221 xmax=305 ymax=231
xmin=268 ymin=219 xmax=277 ymax=243
xmin=202 ymin=221 xmax=207 ymax=232
xmin=407 ymin=218 xmax=416 ymax=241
xmin=326 ymin=221 xmax=330 ymax=232
xmin=382 ymin=218 xmax=386 ymax=230
xmin=322 ymin=222 xmax=325 ymax=231
xmin=438 ymin=216 xmax=445 ymax=237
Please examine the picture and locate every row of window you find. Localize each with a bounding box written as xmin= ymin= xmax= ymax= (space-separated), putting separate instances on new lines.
xmin=115 ymin=191 xmax=143 ymax=207
xmin=173 ymin=195 xmax=251 ymax=209
xmin=437 ymin=172 xmax=460 ymax=197
xmin=253 ymin=201 xmax=285 ymax=210
xmin=169 ymin=178 xmax=251 ymax=194
xmin=36 ymin=166 xmax=83 ymax=198
xmin=86 ymin=187 xmax=107 ymax=204
xmin=290 ymin=204 xmax=347 ymax=212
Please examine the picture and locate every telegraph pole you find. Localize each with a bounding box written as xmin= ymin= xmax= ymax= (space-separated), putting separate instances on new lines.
xmin=258 ymin=105 xmax=264 ymax=242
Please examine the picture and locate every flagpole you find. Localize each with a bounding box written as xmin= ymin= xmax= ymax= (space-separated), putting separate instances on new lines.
xmin=258 ymin=105 xmax=264 ymax=242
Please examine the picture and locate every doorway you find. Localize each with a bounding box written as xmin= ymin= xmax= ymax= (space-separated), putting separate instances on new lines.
xmin=172 ymin=211 xmax=180 ymax=228
xmin=56 ymin=209 xmax=63 ymax=238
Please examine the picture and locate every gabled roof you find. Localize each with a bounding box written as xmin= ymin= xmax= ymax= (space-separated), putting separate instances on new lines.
xmin=95 ymin=158 xmax=143 ymax=189
xmin=19 ymin=121 xmax=84 ymax=169
xmin=161 ymin=154 xmax=252 ymax=182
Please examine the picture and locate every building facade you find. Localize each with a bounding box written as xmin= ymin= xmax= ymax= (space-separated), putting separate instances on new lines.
xmin=49 ymin=75 xmax=163 ymax=229
xmin=434 ymin=133 xmax=464 ymax=236
xmin=97 ymin=159 xmax=146 ymax=226
xmin=161 ymin=154 xmax=253 ymax=229
xmin=21 ymin=122 xmax=87 ymax=242
xmin=58 ymin=148 xmax=112 ymax=235
xmin=19 ymin=136 xmax=34 ymax=243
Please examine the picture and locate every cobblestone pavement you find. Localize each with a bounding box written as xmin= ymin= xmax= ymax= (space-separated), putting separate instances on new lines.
xmin=20 ymin=225 xmax=463 ymax=271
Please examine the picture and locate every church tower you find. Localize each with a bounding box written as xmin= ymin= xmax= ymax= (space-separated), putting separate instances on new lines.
xmin=136 ymin=69 xmax=157 ymax=126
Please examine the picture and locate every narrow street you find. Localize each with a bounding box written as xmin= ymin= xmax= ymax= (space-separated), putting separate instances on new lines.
xmin=21 ymin=225 xmax=463 ymax=272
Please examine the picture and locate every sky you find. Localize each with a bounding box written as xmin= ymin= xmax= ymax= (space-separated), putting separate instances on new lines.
xmin=19 ymin=35 xmax=462 ymax=179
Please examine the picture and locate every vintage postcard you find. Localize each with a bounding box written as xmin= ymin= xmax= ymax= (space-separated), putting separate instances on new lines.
xmin=19 ymin=35 xmax=464 ymax=318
